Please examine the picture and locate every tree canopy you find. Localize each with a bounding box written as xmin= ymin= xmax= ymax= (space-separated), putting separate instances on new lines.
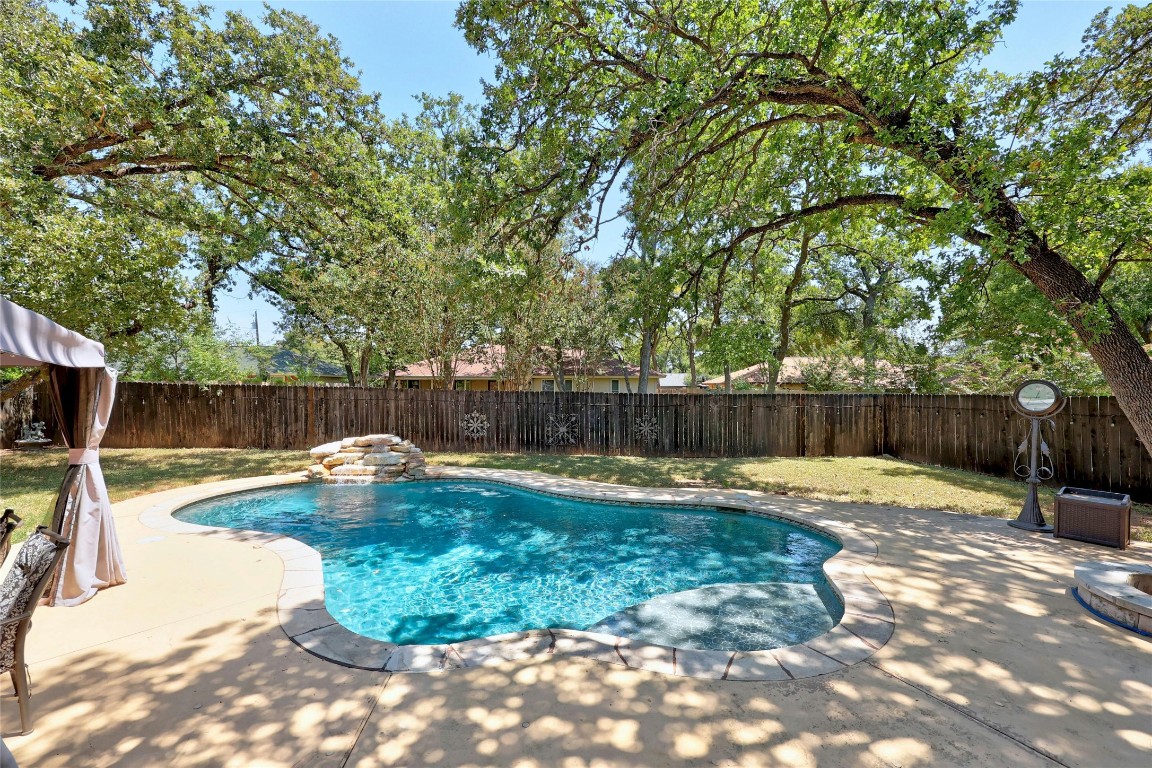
xmin=1 ymin=0 xmax=386 ymax=348
xmin=2 ymin=0 xmax=1148 ymax=429
xmin=457 ymin=0 xmax=1152 ymax=445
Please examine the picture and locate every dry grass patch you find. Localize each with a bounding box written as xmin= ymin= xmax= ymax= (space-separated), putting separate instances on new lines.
xmin=3 ymin=448 xmax=1147 ymax=543
xmin=0 ymin=448 xmax=303 ymax=542
xmin=430 ymin=452 xmax=1152 ymax=541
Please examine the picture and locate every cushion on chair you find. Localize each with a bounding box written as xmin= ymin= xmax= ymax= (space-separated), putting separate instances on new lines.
xmin=0 ymin=533 xmax=60 ymax=672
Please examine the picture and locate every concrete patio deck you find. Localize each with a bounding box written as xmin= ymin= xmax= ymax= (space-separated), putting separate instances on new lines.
xmin=2 ymin=472 xmax=1149 ymax=767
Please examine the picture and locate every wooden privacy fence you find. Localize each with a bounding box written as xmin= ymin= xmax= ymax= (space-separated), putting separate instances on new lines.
xmin=883 ymin=394 xmax=1150 ymax=500
xmin=4 ymin=382 xmax=1149 ymax=499
xmin=95 ymin=383 xmax=885 ymax=458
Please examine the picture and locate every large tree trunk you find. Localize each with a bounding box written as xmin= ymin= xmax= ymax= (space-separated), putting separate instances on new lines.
xmin=1012 ymin=238 xmax=1152 ymax=453
xmin=356 ymin=345 xmax=373 ymax=388
xmin=770 ymin=229 xmax=814 ymax=393
xmin=832 ymin=69 xmax=1152 ymax=452
xmin=332 ymin=344 xmax=357 ymax=387
xmin=895 ymin=124 xmax=1152 ymax=454
xmin=440 ymin=356 xmax=455 ymax=390
xmin=638 ymin=328 xmax=655 ymax=394
xmin=895 ymin=128 xmax=1152 ymax=454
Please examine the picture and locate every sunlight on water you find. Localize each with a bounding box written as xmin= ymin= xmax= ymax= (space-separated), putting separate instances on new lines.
xmin=177 ymin=481 xmax=842 ymax=648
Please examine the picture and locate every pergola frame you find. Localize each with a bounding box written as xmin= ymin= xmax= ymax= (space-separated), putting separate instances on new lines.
xmin=1 ymin=298 xmax=126 ymax=606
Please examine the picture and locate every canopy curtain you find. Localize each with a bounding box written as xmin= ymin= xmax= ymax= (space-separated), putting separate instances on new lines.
xmin=45 ymin=365 xmax=126 ymax=606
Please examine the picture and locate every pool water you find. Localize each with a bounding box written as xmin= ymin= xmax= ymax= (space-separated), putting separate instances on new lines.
xmin=176 ymin=481 xmax=843 ymax=649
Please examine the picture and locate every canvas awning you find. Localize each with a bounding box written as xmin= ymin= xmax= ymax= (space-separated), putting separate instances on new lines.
xmin=1 ymin=299 xmax=106 ymax=369
xmin=1 ymin=297 xmax=126 ymax=606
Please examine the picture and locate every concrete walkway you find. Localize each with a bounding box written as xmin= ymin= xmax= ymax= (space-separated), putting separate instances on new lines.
xmin=3 ymin=473 xmax=1149 ymax=767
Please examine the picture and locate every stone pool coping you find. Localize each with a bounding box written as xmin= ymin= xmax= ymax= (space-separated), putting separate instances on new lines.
xmin=1074 ymin=560 xmax=1152 ymax=635
xmin=138 ymin=467 xmax=893 ymax=681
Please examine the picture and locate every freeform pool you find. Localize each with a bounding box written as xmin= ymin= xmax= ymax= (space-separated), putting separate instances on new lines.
xmin=176 ymin=480 xmax=843 ymax=650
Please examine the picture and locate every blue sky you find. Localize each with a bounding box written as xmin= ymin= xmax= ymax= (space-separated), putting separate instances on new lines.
xmin=203 ymin=0 xmax=1116 ymax=340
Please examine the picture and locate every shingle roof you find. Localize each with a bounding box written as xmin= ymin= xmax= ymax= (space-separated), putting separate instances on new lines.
xmin=702 ymin=357 xmax=909 ymax=389
xmin=397 ymin=344 xmax=654 ymax=379
xmin=237 ymin=347 xmax=345 ymax=378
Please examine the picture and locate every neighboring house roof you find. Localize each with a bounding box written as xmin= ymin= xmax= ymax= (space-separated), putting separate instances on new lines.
xmin=237 ymin=348 xmax=345 ymax=379
xmin=703 ymin=357 xmax=909 ymax=389
xmin=703 ymin=359 xmax=804 ymax=387
xmin=396 ymin=344 xmax=656 ymax=380
xmin=659 ymin=373 xmax=691 ymax=388
xmin=397 ymin=346 xmax=502 ymax=379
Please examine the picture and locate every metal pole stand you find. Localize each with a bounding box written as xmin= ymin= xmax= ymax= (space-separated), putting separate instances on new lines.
xmin=1009 ymin=415 xmax=1053 ymax=532
xmin=1010 ymin=481 xmax=1052 ymax=532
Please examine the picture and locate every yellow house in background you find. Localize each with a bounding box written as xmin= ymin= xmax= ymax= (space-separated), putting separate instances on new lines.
xmin=394 ymin=345 xmax=660 ymax=393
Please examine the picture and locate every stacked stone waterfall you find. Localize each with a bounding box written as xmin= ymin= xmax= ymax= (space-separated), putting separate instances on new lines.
xmin=306 ymin=434 xmax=427 ymax=482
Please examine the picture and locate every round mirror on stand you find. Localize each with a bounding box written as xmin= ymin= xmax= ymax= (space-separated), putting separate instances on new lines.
xmin=1009 ymin=379 xmax=1066 ymax=532
xmin=1013 ymin=380 xmax=1063 ymax=418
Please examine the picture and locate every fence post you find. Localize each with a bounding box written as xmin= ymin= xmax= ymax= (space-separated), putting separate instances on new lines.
xmin=47 ymin=381 xmax=1152 ymax=500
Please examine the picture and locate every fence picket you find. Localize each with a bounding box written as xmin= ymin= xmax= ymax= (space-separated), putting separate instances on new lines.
xmin=3 ymin=381 xmax=1148 ymax=499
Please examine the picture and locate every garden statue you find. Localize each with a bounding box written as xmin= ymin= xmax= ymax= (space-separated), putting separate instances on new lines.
xmin=14 ymin=421 xmax=51 ymax=449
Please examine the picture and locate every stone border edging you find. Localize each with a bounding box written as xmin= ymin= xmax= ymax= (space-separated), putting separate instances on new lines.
xmin=1074 ymin=561 xmax=1152 ymax=636
xmin=137 ymin=467 xmax=894 ymax=681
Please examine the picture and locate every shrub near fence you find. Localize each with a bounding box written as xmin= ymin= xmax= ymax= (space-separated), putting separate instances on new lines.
xmin=3 ymin=381 xmax=1149 ymax=500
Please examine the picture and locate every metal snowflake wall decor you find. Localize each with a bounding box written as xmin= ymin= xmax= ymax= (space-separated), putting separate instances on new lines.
xmin=460 ymin=410 xmax=490 ymax=439
xmin=634 ymin=414 xmax=659 ymax=443
xmin=546 ymin=413 xmax=579 ymax=445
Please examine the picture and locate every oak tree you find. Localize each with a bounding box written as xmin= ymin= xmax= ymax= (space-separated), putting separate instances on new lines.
xmin=459 ymin=0 xmax=1152 ymax=450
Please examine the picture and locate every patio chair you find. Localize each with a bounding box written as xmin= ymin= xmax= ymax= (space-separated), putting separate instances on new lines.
xmin=0 ymin=527 xmax=69 ymax=735
xmin=0 ymin=509 xmax=22 ymax=568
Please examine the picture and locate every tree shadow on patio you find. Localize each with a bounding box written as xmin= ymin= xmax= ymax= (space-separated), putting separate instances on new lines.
xmin=1 ymin=603 xmax=381 ymax=767
xmin=3 ymin=485 xmax=1149 ymax=767
xmin=344 ymin=509 xmax=1151 ymax=767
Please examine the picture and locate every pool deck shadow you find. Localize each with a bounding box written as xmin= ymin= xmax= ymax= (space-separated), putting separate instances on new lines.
xmin=2 ymin=469 xmax=1149 ymax=767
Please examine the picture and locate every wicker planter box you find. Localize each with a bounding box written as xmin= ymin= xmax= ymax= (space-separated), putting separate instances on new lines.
xmin=1054 ymin=487 xmax=1132 ymax=549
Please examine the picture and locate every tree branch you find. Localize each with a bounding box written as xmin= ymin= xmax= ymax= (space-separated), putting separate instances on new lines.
xmin=0 ymin=365 xmax=49 ymax=404
xmin=1094 ymin=242 xmax=1128 ymax=289
xmin=38 ymin=72 xmax=271 ymax=178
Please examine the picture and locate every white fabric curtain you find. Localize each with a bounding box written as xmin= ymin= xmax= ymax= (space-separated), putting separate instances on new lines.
xmin=0 ymin=297 xmax=105 ymax=368
xmin=47 ymin=367 xmax=127 ymax=606
xmin=1 ymin=297 xmax=126 ymax=605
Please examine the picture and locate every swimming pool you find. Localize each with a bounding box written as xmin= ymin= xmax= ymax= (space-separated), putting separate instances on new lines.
xmin=176 ymin=480 xmax=843 ymax=650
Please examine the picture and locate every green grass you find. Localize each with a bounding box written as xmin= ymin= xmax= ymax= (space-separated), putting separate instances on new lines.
xmin=430 ymin=452 xmax=1152 ymax=542
xmin=0 ymin=448 xmax=305 ymax=543
xmin=2 ymin=448 xmax=1148 ymax=544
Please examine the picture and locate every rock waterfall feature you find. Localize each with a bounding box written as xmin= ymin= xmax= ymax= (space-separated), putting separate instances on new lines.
xmin=305 ymin=434 xmax=426 ymax=482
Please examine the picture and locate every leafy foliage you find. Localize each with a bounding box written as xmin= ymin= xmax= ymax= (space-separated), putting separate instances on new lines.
xmin=458 ymin=0 xmax=1152 ymax=442
xmin=115 ymin=321 xmax=247 ymax=383
xmin=1 ymin=0 xmax=386 ymax=351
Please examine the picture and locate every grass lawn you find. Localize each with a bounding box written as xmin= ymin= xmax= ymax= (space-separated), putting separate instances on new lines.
xmin=0 ymin=448 xmax=305 ymax=543
xmin=3 ymin=448 xmax=1148 ymax=543
xmin=432 ymin=452 xmax=1152 ymax=542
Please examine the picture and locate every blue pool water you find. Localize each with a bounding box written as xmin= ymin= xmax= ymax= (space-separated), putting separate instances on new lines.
xmin=176 ymin=481 xmax=843 ymax=648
